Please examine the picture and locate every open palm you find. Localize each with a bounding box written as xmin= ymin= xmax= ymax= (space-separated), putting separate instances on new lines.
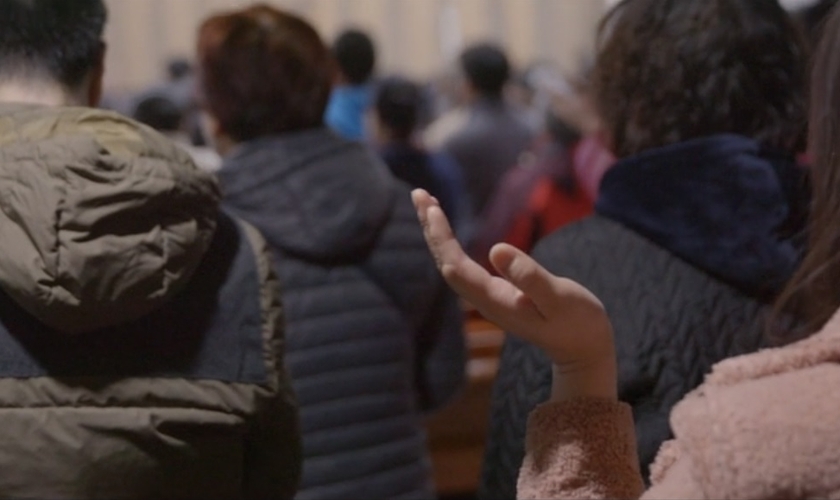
xmin=413 ymin=189 xmax=618 ymax=399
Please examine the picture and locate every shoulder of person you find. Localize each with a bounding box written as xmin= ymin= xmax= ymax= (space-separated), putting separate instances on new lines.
xmin=531 ymin=215 xmax=628 ymax=273
xmin=663 ymin=327 xmax=840 ymax=499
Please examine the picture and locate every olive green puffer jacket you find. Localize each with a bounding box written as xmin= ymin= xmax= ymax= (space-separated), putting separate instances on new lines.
xmin=0 ymin=104 xmax=301 ymax=499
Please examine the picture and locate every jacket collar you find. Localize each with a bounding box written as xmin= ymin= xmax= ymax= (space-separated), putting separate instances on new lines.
xmin=595 ymin=134 xmax=807 ymax=297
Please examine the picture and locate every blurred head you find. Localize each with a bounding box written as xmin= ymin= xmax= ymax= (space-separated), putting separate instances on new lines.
xmin=459 ymin=44 xmax=511 ymax=100
xmin=197 ymin=4 xmax=333 ymax=147
xmin=372 ymin=77 xmax=423 ymax=143
xmin=0 ymin=0 xmax=107 ymax=106
xmin=167 ymin=58 xmax=193 ymax=81
xmin=133 ymin=95 xmax=183 ymax=133
xmin=594 ymin=0 xmax=807 ymax=158
xmin=774 ymin=2 xmax=840 ymax=343
xmin=332 ymin=29 xmax=376 ymax=85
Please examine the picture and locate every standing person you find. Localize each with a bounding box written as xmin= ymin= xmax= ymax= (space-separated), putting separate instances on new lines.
xmin=324 ymin=29 xmax=376 ymax=141
xmin=198 ymin=6 xmax=466 ymax=500
xmin=412 ymin=6 xmax=840 ymax=497
xmin=480 ymin=0 xmax=810 ymax=496
xmin=0 ymin=1 xmax=300 ymax=498
xmin=371 ymin=76 xmax=469 ymax=237
xmin=469 ymin=102 xmax=597 ymax=267
xmin=434 ymin=43 xmax=535 ymax=222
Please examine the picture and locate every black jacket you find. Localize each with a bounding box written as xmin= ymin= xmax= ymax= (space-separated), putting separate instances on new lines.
xmin=442 ymin=98 xmax=534 ymax=218
xmin=218 ymin=128 xmax=466 ymax=500
xmin=480 ymin=135 xmax=809 ymax=498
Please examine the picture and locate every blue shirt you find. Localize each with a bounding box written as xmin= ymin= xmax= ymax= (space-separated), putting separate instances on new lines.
xmin=324 ymin=84 xmax=372 ymax=141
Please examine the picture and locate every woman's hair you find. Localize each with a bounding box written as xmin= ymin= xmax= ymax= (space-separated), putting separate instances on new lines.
xmin=197 ymin=4 xmax=333 ymax=142
xmin=773 ymin=3 xmax=840 ymax=343
xmin=593 ymin=0 xmax=808 ymax=158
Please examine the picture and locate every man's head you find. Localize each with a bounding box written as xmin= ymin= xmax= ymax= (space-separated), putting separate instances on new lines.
xmin=133 ymin=95 xmax=184 ymax=134
xmin=372 ymin=77 xmax=423 ymax=143
xmin=459 ymin=44 xmax=511 ymax=100
xmin=332 ymin=29 xmax=376 ymax=86
xmin=0 ymin=0 xmax=107 ymax=106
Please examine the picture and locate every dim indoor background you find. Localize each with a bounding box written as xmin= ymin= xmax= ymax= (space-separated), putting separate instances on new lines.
xmin=99 ymin=1 xmax=826 ymax=498
xmin=102 ymin=0 xmax=609 ymax=92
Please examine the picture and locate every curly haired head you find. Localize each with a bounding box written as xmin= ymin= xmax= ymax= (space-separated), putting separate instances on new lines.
xmin=594 ymin=0 xmax=808 ymax=158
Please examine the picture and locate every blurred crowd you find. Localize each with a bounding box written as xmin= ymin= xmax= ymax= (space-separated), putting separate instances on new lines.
xmin=0 ymin=0 xmax=839 ymax=499
xmin=107 ymin=20 xmax=617 ymax=267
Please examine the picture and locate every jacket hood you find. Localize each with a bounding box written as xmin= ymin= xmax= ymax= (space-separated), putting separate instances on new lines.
xmin=596 ymin=134 xmax=808 ymax=297
xmin=0 ymin=104 xmax=221 ymax=333
xmin=218 ymin=128 xmax=395 ymax=262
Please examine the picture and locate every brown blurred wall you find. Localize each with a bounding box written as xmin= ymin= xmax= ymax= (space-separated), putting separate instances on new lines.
xmin=103 ymin=0 xmax=608 ymax=92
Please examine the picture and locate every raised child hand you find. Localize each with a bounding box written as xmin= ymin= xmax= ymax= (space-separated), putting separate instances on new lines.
xmin=412 ymin=189 xmax=618 ymax=400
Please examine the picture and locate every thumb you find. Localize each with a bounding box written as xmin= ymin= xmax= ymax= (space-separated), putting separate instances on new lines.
xmin=489 ymin=243 xmax=557 ymax=316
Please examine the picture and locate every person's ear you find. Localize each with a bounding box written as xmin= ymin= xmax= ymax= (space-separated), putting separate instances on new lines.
xmin=87 ymin=41 xmax=107 ymax=107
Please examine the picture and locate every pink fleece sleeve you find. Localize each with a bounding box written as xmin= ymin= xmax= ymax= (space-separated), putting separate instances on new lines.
xmin=517 ymin=399 xmax=645 ymax=500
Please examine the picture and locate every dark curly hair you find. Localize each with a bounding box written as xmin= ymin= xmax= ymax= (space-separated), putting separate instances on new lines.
xmin=593 ymin=0 xmax=808 ymax=158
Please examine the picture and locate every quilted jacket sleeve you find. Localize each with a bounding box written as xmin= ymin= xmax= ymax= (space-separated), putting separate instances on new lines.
xmin=415 ymin=284 xmax=468 ymax=413
xmin=241 ymin=223 xmax=302 ymax=500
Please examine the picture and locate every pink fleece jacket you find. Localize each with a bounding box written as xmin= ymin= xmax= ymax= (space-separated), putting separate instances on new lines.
xmin=518 ymin=311 xmax=840 ymax=499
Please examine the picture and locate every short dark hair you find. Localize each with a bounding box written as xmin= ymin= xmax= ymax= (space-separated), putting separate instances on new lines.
xmin=0 ymin=0 xmax=107 ymax=88
xmin=594 ymin=0 xmax=807 ymax=158
xmin=197 ymin=4 xmax=333 ymax=142
xmin=332 ymin=29 xmax=376 ymax=85
xmin=459 ymin=44 xmax=511 ymax=98
xmin=167 ymin=58 xmax=193 ymax=81
xmin=133 ymin=96 xmax=183 ymax=133
xmin=374 ymin=77 xmax=423 ymax=141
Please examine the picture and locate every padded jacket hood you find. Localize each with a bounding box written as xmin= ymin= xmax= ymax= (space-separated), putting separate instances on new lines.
xmin=0 ymin=104 xmax=221 ymax=333
xmin=218 ymin=128 xmax=394 ymax=262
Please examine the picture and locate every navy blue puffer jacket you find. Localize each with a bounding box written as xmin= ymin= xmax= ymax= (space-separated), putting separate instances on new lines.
xmin=218 ymin=128 xmax=466 ymax=500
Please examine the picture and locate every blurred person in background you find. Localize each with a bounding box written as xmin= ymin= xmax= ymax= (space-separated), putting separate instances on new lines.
xmin=0 ymin=0 xmax=300 ymax=498
xmin=370 ymin=76 xmax=470 ymax=238
xmin=428 ymin=43 xmax=535 ymax=225
xmin=469 ymin=91 xmax=596 ymax=268
xmin=133 ymin=94 xmax=222 ymax=172
xmin=481 ymin=0 xmax=810 ymax=496
xmin=424 ymin=65 xmax=470 ymax=149
xmin=505 ymin=71 xmax=542 ymax=133
xmin=324 ymin=29 xmax=376 ymax=141
xmin=560 ymin=59 xmax=617 ymax=201
xmin=417 ymin=3 xmax=840 ymax=497
xmin=197 ymin=6 xmax=466 ymax=499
